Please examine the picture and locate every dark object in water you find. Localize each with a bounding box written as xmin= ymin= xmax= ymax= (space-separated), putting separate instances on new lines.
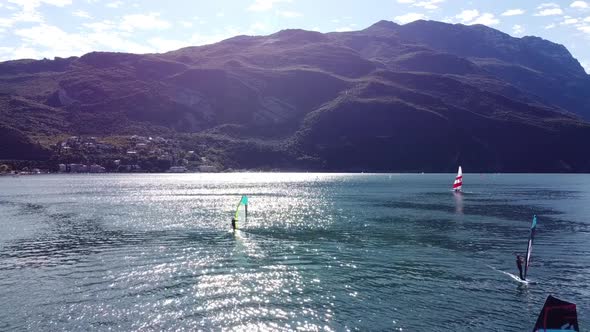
xmin=532 ymin=295 xmax=579 ymax=331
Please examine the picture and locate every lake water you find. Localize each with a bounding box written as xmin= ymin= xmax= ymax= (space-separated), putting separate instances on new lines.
xmin=1 ymin=173 xmax=589 ymax=331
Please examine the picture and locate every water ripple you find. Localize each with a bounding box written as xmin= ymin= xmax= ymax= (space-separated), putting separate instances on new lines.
xmin=0 ymin=174 xmax=589 ymax=331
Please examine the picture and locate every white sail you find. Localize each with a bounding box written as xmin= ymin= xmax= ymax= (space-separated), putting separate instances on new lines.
xmin=452 ymin=166 xmax=463 ymax=191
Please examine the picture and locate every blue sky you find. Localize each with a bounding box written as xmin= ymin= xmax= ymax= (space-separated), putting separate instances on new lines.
xmin=0 ymin=0 xmax=589 ymax=73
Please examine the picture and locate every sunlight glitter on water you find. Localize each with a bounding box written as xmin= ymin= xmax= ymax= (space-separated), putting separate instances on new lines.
xmin=1 ymin=174 xmax=590 ymax=331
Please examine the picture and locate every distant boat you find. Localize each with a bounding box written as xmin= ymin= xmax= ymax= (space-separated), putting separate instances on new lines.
xmin=532 ymin=295 xmax=579 ymax=331
xmin=452 ymin=166 xmax=463 ymax=192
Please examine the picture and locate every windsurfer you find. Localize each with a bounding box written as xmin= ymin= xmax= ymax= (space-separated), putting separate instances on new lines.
xmin=516 ymin=254 xmax=524 ymax=280
xmin=232 ymin=195 xmax=248 ymax=231
xmin=452 ymin=166 xmax=463 ymax=192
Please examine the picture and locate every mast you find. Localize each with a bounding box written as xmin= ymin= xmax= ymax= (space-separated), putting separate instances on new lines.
xmin=523 ymin=215 xmax=537 ymax=280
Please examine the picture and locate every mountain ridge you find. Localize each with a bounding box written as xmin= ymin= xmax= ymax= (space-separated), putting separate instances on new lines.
xmin=1 ymin=20 xmax=590 ymax=172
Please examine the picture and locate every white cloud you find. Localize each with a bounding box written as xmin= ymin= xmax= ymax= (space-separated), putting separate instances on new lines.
xmin=512 ymin=24 xmax=524 ymax=35
xmin=397 ymin=0 xmax=415 ymax=3
xmin=189 ymin=25 xmax=271 ymax=46
xmin=535 ymin=8 xmax=564 ymax=16
xmin=11 ymin=10 xmax=44 ymax=24
xmin=0 ymin=47 xmax=12 ymax=56
xmin=470 ymin=13 xmax=499 ymax=26
xmin=0 ymin=18 xmax=14 ymax=28
xmin=190 ymin=32 xmax=233 ymax=46
xmin=73 ymin=10 xmax=92 ymax=19
xmin=276 ymin=10 xmax=302 ymax=18
xmin=535 ymin=3 xmax=563 ymax=16
xmin=440 ymin=16 xmax=455 ymax=23
xmin=545 ymin=23 xmax=556 ymax=29
xmin=106 ymin=1 xmax=122 ymax=8
xmin=455 ymin=9 xmax=479 ymax=23
xmin=2 ymin=11 xmax=178 ymax=61
xmin=413 ymin=0 xmax=445 ymax=10
xmin=13 ymin=22 xmax=151 ymax=58
xmin=247 ymin=0 xmax=291 ymax=12
xmin=6 ymin=46 xmax=41 ymax=60
xmin=571 ymin=1 xmax=589 ymax=9
xmin=87 ymin=31 xmax=152 ymax=54
xmin=455 ymin=11 xmax=499 ymax=26
xmin=14 ymin=24 xmax=70 ymax=46
xmin=13 ymin=23 xmax=93 ymax=58
xmin=9 ymin=0 xmax=72 ymax=7
xmin=180 ymin=21 xmax=193 ymax=28
xmin=120 ymin=13 xmax=171 ymax=31
xmin=501 ymin=9 xmax=525 ymax=16
xmin=578 ymin=25 xmax=590 ymax=33
xmin=148 ymin=38 xmax=189 ymax=53
xmin=586 ymin=16 xmax=590 ymax=21
xmin=394 ymin=12 xmax=427 ymax=24
xmin=83 ymin=20 xmax=116 ymax=32
xmin=249 ymin=21 xmax=268 ymax=32
xmin=41 ymin=0 xmax=71 ymax=5
xmin=334 ymin=26 xmax=353 ymax=32
xmin=561 ymin=17 xmax=579 ymax=24
xmin=1 ymin=0 xmax=70 ymax=28
xmin=439 ymin=16 xmax=457 ymax=24
xmin=538 ymin=3 xmax=559 ymax=9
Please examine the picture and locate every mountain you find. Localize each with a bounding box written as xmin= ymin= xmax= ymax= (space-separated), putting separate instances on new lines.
xmin=1 ymin=20 xmax=590 ymax=172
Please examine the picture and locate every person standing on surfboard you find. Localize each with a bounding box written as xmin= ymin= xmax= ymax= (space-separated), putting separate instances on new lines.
xmin=516 ymin=254 xmax=524 ymax=280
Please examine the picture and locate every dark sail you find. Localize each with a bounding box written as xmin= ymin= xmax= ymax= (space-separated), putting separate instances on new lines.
xmin=532 ymin=295 xmax=579 ymax=331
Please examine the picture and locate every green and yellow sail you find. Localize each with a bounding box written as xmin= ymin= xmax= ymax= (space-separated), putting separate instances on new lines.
xmin=233 ymin=195 xmax=248 ymax=229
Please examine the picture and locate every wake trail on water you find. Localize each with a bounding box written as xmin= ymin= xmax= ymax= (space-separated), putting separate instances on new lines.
xmin=486 ymin=265 xmax=535 ymax=285
xmin=449 ymin=190 xmax=478 ymax=194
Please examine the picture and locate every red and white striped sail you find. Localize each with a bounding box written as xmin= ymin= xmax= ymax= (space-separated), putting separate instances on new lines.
xmin=452 ymin=166 xmax=463 ymax=191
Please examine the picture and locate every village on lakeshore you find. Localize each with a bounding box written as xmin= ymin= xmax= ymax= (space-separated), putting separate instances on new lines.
xmin=0 ymin=135 xmax=221 ymax=175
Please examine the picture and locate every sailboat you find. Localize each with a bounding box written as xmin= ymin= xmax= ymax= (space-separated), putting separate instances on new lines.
xmin=523 ymin=215 xmax=537 ymax=280
xmin=532 ymin=295 xmax=579 ymax=331
xmin=452 ymin=166 xmax=463 ymax=192
xmin=232 ymin=195 xmax=248 ymax=230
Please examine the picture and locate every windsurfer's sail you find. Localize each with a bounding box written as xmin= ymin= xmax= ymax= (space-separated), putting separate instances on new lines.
xmin=452 ymin=166 xmax=463 ymax=191
xmin=523 ymin=215 xmax=537 ymax=280
xmin=233 ymin=195 xmax=248 ymax=229
xmin=533 ymin=295 xmax=579 ymax=331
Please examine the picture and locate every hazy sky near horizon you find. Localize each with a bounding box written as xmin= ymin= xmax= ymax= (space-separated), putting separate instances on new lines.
xmin=0 ymin=0 xmax=589 ymax=73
